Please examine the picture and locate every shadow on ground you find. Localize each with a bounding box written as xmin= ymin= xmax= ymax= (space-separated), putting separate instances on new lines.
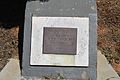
xmin=0 ymin=0 xmax=27 ymax=70
xmin=0 ymin=0 xmax=27 ymax=27
xmin=0 ymin=0 xmax=50 ymax=70
xmin=0 ymin=0 xmax=49 ymax=28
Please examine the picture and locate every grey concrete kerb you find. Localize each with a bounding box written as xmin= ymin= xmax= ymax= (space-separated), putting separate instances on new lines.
xmin=97 ymin=50 xmax=120 ymax=80
xmin=0 ymin=59 xmax=21 ymax=80
xmin=0 ymin=50 xmax=120 ymax=80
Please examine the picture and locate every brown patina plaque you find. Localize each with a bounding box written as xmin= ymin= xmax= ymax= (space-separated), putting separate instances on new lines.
xmin=43 ymin=27 xmax=77 ymax=55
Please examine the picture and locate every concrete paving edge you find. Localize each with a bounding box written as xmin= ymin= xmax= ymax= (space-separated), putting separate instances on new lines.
xmin=0 ymin=59 xmax=21 ymax=80
xmin=0 ymin=51 xmax=120 ymax=80
xmin=97 ymin=50 xmax=120 ymax=80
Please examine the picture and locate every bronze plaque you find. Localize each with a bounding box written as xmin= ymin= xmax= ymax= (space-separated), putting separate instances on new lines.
xmin=43 ymin=27 xmax=77 ymax=55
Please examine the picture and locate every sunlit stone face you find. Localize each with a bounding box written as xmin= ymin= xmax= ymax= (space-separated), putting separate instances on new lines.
xmin=30 ymin=17 xmax=89 ymax=66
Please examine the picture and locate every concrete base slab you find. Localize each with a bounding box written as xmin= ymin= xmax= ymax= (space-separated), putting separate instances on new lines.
xmin=0 ymin=51 xmax=120 ymax=80
xmin=0 ymin=59 xmax=21 ymax=80
xmin=22 ymin=1 xmax=97 ymax=79
xmin=97 ymin=50 xmax=120 ymax=80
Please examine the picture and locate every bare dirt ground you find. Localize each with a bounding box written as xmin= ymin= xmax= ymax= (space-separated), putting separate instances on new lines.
xmin=97 ymin=0 xmax=120 ymax=75
xmin=0 ymin=0 xmax=120 ymax=76
xmin=0 ymin=26 xmax=19 ymax=70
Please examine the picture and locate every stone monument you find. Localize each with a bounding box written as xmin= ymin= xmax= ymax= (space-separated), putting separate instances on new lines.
xmin=22 ymin=0 xmax=97 ymax=79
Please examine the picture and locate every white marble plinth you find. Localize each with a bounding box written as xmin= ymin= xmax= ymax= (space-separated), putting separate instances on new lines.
xmin=30 ymin=17 xmax=89 ymax=66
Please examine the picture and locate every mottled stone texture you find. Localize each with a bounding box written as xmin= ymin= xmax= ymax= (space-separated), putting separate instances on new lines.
xmin=22 ymin=0 xmax=97 ymax=80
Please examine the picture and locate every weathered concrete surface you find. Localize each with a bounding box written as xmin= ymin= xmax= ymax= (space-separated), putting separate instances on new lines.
xmin=0 ymin=59 xmax=21 ymax=80
xmin=0 ymin=51 xmax=120 ymax=80
xmin=22 ymin=1 xmax=97 ymax=79
xmin=97 ymin=50 xmax=120 ymax=80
